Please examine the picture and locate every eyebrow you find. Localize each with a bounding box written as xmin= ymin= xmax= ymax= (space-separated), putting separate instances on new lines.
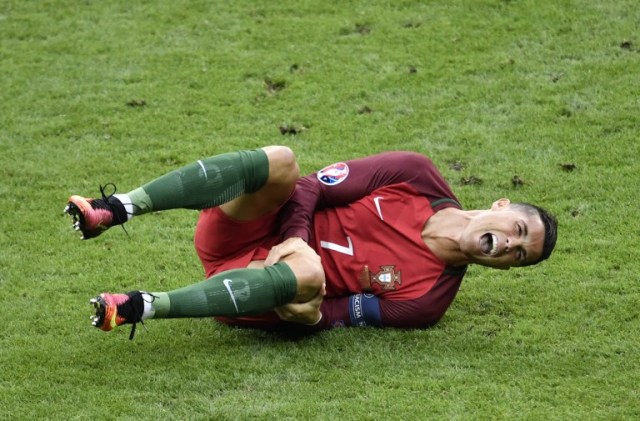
xmin=520 ymin=220 xmax=529 ymax=262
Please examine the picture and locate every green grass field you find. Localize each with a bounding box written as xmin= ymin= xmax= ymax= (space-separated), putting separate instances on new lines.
xmin=1 ymin=0 xmax=639 ymax=419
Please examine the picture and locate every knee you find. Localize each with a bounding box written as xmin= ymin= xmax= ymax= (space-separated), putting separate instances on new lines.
xmin=286 ymin=247 xmax=325 ymax=300
xmin=298 ymin=249 xmax=324 ymax=285
xmin=263 ymin=145 xmax=300 ymax=185
xmin=304 ymin=252 xmax=325 ymax=288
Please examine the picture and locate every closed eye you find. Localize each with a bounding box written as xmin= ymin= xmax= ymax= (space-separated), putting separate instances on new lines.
xmin=518 ymin=247 xmax=527 ymax=262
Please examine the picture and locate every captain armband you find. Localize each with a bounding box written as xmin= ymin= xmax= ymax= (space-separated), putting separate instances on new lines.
xmin=348 ymin=293 xmax=382 ymax=327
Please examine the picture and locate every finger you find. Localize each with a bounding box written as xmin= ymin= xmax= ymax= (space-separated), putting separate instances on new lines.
xmin=264 ymin=251 xmax=279 ymax=267
xmin=264 ymin=246 xmax=287 ymax=266
xmin=308 ymin=293 xmax=323 ymax=307
xmin=264 ymin=243 xmax=296 ymax=266
xmin=273 ymin=307 xmax=287 ymax=319
xmin=309 ymin=283 xmax=326 ymax=302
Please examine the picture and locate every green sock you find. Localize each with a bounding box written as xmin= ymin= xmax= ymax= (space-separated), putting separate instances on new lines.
xmin=148 ymin=263 xmax=297 ymax=319
xmin=126 ymin=149 xmax=269 ymax=215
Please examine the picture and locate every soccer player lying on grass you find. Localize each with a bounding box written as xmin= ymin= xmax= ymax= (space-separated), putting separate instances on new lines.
xmin=64 ymin=146 xmax=557 ymax=339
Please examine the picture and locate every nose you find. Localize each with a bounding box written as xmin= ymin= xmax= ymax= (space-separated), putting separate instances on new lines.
xmin=505 ymin=236 xmax=523 ymax=252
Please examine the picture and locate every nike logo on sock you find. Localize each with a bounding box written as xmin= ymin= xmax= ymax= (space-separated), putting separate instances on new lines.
xmin=223 ymin=278 xmax=239 ymax=312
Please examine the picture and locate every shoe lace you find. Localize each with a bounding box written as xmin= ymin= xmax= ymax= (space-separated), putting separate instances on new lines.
xmin=125 ymin=292 xmax=158 ymax=340
xmin=96 ymin=183 xmax=138 ymax=238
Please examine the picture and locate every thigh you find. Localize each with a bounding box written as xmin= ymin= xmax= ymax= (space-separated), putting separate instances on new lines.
xmin=194 ymin=207 xmax=279 ymax=277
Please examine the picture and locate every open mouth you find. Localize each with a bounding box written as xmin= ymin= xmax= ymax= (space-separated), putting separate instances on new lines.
xmin=480 ymin=233 xmax=499 ymax=256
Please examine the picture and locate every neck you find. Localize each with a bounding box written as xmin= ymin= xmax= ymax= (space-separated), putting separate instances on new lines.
xmin=423 ymin=208 xmax=475 ymax=266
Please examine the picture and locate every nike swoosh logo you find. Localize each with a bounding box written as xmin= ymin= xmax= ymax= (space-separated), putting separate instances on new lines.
xmin=223 ymin=278 xmax=239 ymax=312
xmin=373 ymin=196 xmax=384 ymax=220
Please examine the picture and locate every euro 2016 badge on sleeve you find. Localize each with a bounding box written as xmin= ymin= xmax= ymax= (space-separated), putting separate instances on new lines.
xmin=317 ymin=162 xmax=349 ymax=186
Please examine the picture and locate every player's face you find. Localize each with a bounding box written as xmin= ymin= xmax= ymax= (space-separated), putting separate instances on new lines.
xmin=460 ymin=199 xmax=546 ymax=269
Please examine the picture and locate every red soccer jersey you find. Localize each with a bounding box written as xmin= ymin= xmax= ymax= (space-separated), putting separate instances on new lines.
xmin=279 ymin=152 xmax=467 ymax=329
xmin=313 ymin=182 xmax=445 ymax=301
xmin=209 ymin=152 xmax=467 ymax=331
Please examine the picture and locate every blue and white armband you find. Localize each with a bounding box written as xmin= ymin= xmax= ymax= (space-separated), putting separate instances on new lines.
xmin=348 ymin=293 xmax=382 ymax=327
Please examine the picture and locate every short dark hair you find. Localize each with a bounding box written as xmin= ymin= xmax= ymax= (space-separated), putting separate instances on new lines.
xmin=512 ymin=203 xmax=558 ymax=267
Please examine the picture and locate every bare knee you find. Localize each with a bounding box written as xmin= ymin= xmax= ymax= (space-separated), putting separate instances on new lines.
xmin=295 ymin=256 xmax=325 ymax=302
xmin=281 ymin=246 xmax=325 ymax=302
xmin=262 ymin=145 xmax=300 ymax=187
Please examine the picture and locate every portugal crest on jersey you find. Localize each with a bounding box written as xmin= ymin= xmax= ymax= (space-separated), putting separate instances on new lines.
xmin=317 ymin=162 xmax=349 ymax=186
xmin=360 ymin=265 xmax=402 ymax=291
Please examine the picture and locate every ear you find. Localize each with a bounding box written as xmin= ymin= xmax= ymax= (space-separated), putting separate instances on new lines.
xmin=491 ymin=198 xmax=511 ymax=211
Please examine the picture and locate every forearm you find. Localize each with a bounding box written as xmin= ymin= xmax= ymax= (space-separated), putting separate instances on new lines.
xmin=280 ymin=290 xmax=453 ymax=331
xmin=278 ymin=294 xmax=382 ymax=331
